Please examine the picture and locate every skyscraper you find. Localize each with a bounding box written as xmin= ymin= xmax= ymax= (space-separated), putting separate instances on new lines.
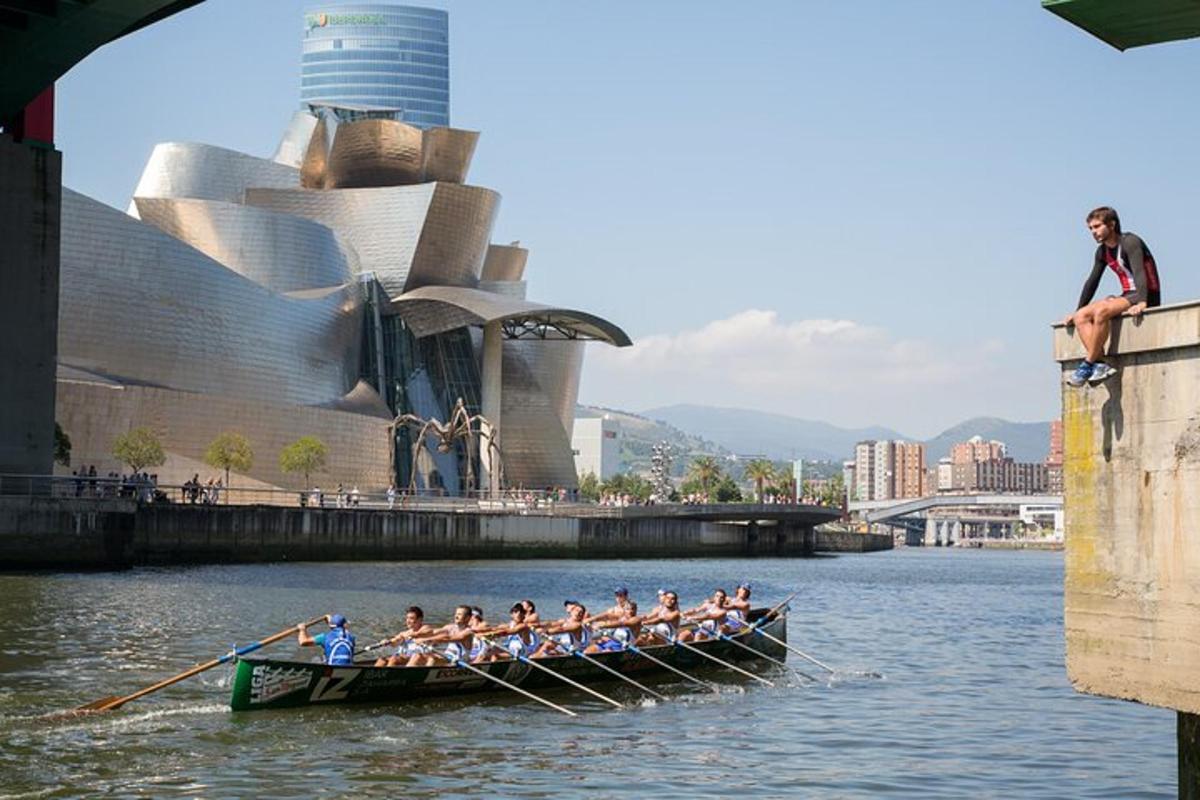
xmin=301 ymin=4 xmax=449 ymax=128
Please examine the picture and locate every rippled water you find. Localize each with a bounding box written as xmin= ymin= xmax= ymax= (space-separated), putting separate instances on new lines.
xmin=0 ymin=550 xmax=1175 ymax=798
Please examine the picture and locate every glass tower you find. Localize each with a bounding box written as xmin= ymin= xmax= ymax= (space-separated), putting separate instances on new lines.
xmin=301 ymin=4 xmax=449 ymax=128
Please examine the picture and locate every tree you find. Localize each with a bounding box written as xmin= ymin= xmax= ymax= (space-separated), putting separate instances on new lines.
xmin=578 ymin=471 xmax=601 ymax=502
xmin=714 ymin=474 xmax=743 ymax=503
xmin=204 ymin=432 xmax=254 ymax=489
xmin=279 ymin=436 xmax=328 ymax=487
xmin=600 ymin=472 xmax=654 ymax=503
xmin=686 ymin=456 xmax=721 ymax=496
xmin=112 ymin=427 xmax=166 ymax=474
xmin=744 ymin=458 xmax=774 ymax=502
xmin=54 ymin=423 xmax=71 ymax=467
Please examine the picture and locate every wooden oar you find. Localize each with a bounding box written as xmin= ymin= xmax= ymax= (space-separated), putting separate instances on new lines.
xmin=355 ymin=637 xmax=395 ymax=656
xmin=75 ymin=615 xmax=328 ymax=713
xmin=643 ymin=628 xmax=775 ymax=687
xmin=432 ymin=648 xmax=577 ymax=717
xmin=556 ymin=642 xmax=668 ymax=701
xmin=625 ymin=642 xmax=719 ymax=691
xmin=713 ymin=631 xmax=817 ymax=682
xmin=747 ymin=627 xmax=836 ymax=674
xmin=478 ymin=637 xmax=623 ymax=710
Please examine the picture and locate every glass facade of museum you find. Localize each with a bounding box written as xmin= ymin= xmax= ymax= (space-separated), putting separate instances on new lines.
xmin=301 ymin=4 xmax=449 ymax=128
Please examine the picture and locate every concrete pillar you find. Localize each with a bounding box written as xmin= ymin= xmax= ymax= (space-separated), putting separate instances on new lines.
xmin=1181 ymin=712 xmax=1200 ymax=799
xmin=0 ymin=134 xmax=60 ymax=478
xmin=478 ymin=321 xmax=502 ymax=496
xmin=925 ymin=517 xmax=937 ymax=547
xmin=951 ymin=520 xmax=962 ymax=546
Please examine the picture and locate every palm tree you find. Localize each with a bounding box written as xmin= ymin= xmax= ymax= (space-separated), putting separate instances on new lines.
xmin=687 ymin=456 xmax=722 ymax=497
xmin=743 ymin=459 xmax=775 ymax=503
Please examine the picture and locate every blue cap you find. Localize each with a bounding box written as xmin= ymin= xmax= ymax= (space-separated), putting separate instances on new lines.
xmin=563 ymin=598 xmax=581 ymax=607
xmin=737 ymin=583 xmax=752 ymax=592
xmin=328 ymin=613 xmax=347 ymax=628
xmin=656 ymin=588 xmax=666 ymax=596
xmin=614 ymin=586 xmax=628 ymax=596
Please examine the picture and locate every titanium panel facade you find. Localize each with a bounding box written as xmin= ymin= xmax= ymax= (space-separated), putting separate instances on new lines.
xmin=129 ymin=142 xmax=299 ymax=211
xmin=59 ymin=190 xmax=362 ymax=408
xmin=245 ymin=182 xmax=498 ymax=298
xmin=300 ymin=4 xmax=449 ymax=128
xmin=481 ymin=244 xmax=528 ymax=282
xmin=274 ymin=110 xmax=320 ymax=168
xmin=499 ymin=342 xmax=581 ymax=489
xmin=133 ymin=197 xmax=358 ymax=292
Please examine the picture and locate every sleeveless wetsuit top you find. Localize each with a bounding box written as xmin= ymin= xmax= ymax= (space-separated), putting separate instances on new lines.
xmin=323 ymin=628 xmax=356 ymax=666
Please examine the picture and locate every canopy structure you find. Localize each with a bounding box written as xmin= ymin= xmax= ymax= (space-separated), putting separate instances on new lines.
xmin=392 ymin=285 xmax=632 ymax=347
xmin=1042 ymin=0 xmax=1200 ymax=50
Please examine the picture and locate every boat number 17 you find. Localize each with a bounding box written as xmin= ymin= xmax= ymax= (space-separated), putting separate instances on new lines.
xmin=310 ymin=669 xmax=361 ymax=702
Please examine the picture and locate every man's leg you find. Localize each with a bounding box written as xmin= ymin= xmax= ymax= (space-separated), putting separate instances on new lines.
xmin=1085 ymin=297 xmax=1131 ymax=362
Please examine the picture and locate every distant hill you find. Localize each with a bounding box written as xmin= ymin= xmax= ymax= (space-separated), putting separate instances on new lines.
xmin=575 ymin=405 xmax=731 ymax=477
xmin=639 ymin=404 xmax=905 ymax=462
xmin=922 ymin=417 xmax=1051 ymax=463
xmin=635 ymin=404 xmax=1051 ymax=464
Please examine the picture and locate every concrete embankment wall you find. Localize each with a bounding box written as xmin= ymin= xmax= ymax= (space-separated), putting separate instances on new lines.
xmin=1 ymin=503 xmax=890 ymax=568
xmin=0 ymin=497 xmax=135 ymax=567
xmin=1054 ymin=300 xmax=1200 ymax=715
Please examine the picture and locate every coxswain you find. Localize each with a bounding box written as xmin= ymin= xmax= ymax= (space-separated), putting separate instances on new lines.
xmin=680 ymin=589 xmax=730 ymax=642
xmin=410 ymin=605 xmax=475 ymax=667
xmin=638 ymin=591 xmax=682 ymax=645
xmin=375 ymin=606 xmax=432 ymax=667
xmin=297 ymin=613 xmax=356 ymax=666
xmin=533 ymin=600 xmax=599 ymax=656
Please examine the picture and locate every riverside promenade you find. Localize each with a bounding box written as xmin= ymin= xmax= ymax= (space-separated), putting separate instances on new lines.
xmin=0 ymin=493 xmax=886 ymax=568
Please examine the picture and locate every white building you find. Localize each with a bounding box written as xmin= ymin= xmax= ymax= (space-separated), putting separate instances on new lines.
xmin=937 ymin=457 xmax=954 ymax=492
xmin=572 ymin=416 xmax=620 ymax=481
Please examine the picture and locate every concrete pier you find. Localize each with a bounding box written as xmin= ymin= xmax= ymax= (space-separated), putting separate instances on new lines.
xmin=1054 ymin=300 xmax=1200 ymax=791
xmin=0 ymin=501 xmax=889 ymax=568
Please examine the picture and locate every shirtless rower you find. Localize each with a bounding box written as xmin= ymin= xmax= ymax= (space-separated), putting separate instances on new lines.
xmin=533 ymin=600 xmax=600 ymax=656
xmin=637 ymin=590 xmax=682 ymax=645
xmin=409 ymin=604 xmax=475 ymax=667
xmin=375 ymin=606 xmax=433 ymax=667
xmin=520 ymin=599 xmax=540 ymax=627
xmin=680 ymin=589 xmax=730 ymax=642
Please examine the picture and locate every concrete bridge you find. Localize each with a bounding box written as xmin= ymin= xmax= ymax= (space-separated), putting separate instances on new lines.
xmin=849 ymin=494 xmax=1062 ymax=545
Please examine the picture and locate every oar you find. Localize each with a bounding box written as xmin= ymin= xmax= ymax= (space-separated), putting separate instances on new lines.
xmin=355 ymin=637 xmax=395 ymax=656
xmin=478 ymin=637 xmax=624 ymax=710
xmin=746 ymin=627 xmax=836 ymax=675
xmin=644 ymin=629 xmax=774 ymax=688
xmin=75 ymin=615 xmax=328 ymax=713
xmin=625 ymin=642 xmax=719 ymax=692
xmin=552 ymin=639 xmax=667 ymax=701
xmin=713 ymin=631 xmax=817 ymax=682
xmin=434 ymin=649 xmax=577 ymax=718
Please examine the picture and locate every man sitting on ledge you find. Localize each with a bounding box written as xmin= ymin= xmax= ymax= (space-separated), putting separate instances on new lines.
xmin=1064 ymin=206 xmax=1162 ymax=386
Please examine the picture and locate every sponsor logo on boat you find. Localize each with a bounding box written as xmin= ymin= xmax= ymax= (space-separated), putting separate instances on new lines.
xmin=248 ymin=664 xmax=313 ymax=705
xmin=309 ymin=669 xmax=361 ymax=702
xmin=426 ymin=666 xmax=486 ymax=686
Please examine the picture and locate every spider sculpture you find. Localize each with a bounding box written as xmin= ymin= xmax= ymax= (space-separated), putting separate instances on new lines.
xmin=390 ymin=398 xmax=503 ymax=494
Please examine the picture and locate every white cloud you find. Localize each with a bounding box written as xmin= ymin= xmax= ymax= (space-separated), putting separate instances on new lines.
xmin=580 ymin=309 xmax=1054 ymax=437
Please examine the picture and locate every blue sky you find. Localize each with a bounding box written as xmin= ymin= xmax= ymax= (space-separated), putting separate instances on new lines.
xmin=57 ymin=1 xmax=1200 ymax=438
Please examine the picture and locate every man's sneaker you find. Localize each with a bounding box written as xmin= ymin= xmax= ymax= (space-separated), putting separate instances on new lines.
xmin=1088 ymin=362 xmax=1117 ymax=384
xmin=1066 ymin=361 xmax=1094 ymax=387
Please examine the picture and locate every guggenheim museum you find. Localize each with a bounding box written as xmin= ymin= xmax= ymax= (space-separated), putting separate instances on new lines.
xmin=53 ymin=4 xmax=629 ymax=494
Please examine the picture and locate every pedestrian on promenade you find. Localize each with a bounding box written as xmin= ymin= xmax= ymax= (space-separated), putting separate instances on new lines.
xmin=386 ymin=483 xmax=396 ymax=510
xmin=1064 ymin=206 xmax=1162 ymax=386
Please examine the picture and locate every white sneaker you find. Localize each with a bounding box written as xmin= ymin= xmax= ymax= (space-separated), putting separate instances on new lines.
xmin=1088 ymin=362 xmax=1117 ymax=384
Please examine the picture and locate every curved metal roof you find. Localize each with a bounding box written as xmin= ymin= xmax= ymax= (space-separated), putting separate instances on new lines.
xmin=392 ymin=286 xmax=632 ymax=347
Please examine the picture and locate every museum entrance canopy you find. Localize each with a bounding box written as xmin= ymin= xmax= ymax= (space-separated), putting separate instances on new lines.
xmin=392 ymin=286 xmax=632 ymax=347
xmin=1042 ymin=0 xmax=1200 ymax=50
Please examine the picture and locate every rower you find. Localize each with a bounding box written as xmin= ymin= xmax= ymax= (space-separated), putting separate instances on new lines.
xmin=477 ymin=603 xmax=540 ymax=660
xmin=375 ymin=606 xmax=432 ymax=667
xmin=410 ymin=605 xmax=475 ymax=667
xmin=467 ymin=606 xmax=499 ymax=663
xmin=725 ymin=583 xmax=752 ymax=631
xmin=586 ymin=586 xmax=633 ymax=627
xmin=638 ymin=591 xmax=682 ymax=645
xmin=680 ymin=589 xmax=730 ymax=642
xmin=297 ymin=613 xmax=356 ymax=666
xmin=594 ymin=600 xmax=640 ymax=651
xmin=533 ymin=600 xmax=599 ymax=656
xmin=520 ymin=599 xmax=540 ymax=627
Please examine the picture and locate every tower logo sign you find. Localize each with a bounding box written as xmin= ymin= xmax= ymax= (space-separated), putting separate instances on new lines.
xmin=306 ymin=12 xmax=386 ymax=29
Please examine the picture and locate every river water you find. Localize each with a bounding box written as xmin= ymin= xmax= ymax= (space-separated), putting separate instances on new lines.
xmin=0 ymin=549 xmax=1175 ymax=798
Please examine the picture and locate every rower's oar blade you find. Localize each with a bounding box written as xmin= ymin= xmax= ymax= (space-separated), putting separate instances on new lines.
xmin=72 ymin=614 xmax=328 ymax=714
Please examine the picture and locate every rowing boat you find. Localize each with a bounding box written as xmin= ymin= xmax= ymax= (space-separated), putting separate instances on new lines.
xmin=229 ymin=607 xmax=787 ymax=711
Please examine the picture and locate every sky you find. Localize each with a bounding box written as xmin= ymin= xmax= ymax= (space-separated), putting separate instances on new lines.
xmin=56 ymin=1 xmax=1200 ymax=439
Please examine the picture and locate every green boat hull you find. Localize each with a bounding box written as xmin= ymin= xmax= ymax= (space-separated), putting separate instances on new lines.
xmin=230 ymin=610 xmax=788 ymax=711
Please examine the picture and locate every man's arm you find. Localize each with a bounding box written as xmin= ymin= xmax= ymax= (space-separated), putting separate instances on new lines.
xmin=1075 ymin=248 xmax=1106 ymax=311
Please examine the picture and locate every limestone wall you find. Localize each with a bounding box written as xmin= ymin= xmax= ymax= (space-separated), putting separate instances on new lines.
xmin=1054 ymin=300 xmax=1200 ymax=714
